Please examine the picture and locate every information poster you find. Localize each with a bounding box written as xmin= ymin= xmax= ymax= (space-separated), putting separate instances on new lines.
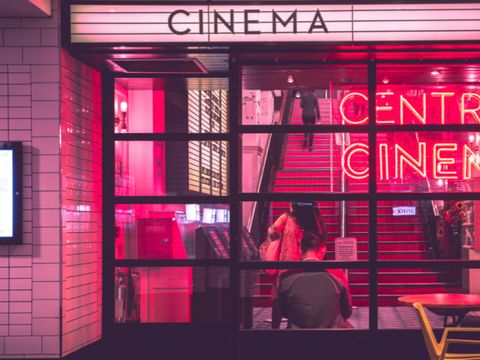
xmin=335 ymin=237 xmax=358 ymax=261
xmin=0 ymin=149 xmax=13 ymax=238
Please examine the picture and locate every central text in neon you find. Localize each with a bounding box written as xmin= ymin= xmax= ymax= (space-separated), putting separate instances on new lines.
xmin=342 ymin=142 xmax=480 ymax=181
xmin=340 ymin=91 xmax=480 ymax=125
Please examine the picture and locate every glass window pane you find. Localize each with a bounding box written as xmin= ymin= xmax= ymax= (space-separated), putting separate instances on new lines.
xmin=114 ymin=78 xmax=228 ymax=133
xmin=378 ymin=267 xmax=480 ymax=329
xmin=115 ymin=204 xmax=230 ymax=260
xmin=377 ymin=64 xmax=480 ymax=125
xmin=115 ymin=140 xmax=229 ymax=196
xmin=241 ymin=268 xmax=368 ymax=330
xmin=241 ymin=65 xmax=368 ymax=126
xmin=242 ymin=201 xmax=368 ymax=261
xmin=376 ymin=132 xmax=480 ymax=193
xmin=377 ymin=199 xmax=480 ymax=261
xmin=115 ymin=266 xmax=229 ymax=323
xmin=241 ymin=133 xmax=369 ymax=194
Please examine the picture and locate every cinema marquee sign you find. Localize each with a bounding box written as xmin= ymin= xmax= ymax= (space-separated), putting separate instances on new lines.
xmin=70 ymin=3 xmax=480 ymax=44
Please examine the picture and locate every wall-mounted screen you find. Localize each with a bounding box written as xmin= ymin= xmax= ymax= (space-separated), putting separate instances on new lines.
xmin=185 ymin=204 xmax=200 ymax=222
xmin=0 ymin=142 xmax=22 ymax=244
xmin=215 ymin=209 xmax=230 ymax=223
xmin=202 ymin=208 xmax=216 ymax=224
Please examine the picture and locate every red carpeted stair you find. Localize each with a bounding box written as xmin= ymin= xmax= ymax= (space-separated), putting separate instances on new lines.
xmin=254 ymin=97 xmax=459 ymax=308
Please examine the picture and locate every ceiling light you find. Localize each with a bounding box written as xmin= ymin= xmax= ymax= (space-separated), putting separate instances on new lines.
xmin=431 ymin=70 xmax=441 ymax=76
xmin=287 ymin=73 xmax=294 ymax=84
xmin=294 ymin=90 xmax=302 ymax=99
xmin=382 ymin=76 xmax=389 ymax=84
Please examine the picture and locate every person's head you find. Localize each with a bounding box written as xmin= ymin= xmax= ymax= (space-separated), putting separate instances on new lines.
xmin=301 ymin=231 xmax=326 ymax=260
xmin=290 ymin=202 xmax=320 ymax=231
xmin=290 ymin=201 xmax=315 ymax=214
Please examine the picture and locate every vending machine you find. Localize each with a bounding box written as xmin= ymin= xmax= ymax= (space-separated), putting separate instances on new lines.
xmin=135 ymin=212 xmax=192 ymax=322
xmin=137 ymin=214 xmax=188 ymax=259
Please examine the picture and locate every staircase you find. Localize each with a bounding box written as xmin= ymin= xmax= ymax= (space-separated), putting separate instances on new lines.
xmin=254 ymin=96 xmax=461 ymax=307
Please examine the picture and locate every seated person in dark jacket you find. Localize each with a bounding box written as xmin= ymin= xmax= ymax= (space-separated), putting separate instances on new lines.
xmin=278 ymin=231 xmax=353 ymax=329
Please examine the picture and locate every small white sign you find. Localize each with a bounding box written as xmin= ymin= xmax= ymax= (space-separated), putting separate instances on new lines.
xmin=392 ymin=206 xmax=416 ymax=216
xmin=335 ymin=237 xmax=357 ymax=261
xmin=0 ymin=150 xmax=13 ymax=238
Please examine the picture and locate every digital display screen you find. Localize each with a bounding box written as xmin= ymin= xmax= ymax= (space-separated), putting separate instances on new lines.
xmin=185 ymin=204 xmax=200 ymax=222
xmin=0 ymin=142 xmax=22 ymax=244
xmin=202 ymin=208 xmax=216 ymax=224
xmin=215 ymin=209 xmax=230 ymax=223
xmin=0 ymin=149 xmax=13 ymax=238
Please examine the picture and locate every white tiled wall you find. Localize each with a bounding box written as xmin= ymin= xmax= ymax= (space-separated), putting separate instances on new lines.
xmin=0 ymin=1 xmax=61 ymax=358
xmin=60 ymin=50 xmax=102 ymax=356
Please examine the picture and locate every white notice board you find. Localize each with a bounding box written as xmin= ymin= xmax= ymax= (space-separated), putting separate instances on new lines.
xmin=335 ymin=237 xmax=357 ymax=261
xmin=0 ymin=149 xmax=13 ymax=238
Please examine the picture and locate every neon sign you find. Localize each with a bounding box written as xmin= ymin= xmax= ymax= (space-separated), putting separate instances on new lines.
xmin=340 ymin=91 xmax=480 ymax=125
xmin=342 ymin=142 xmax=480 ymax=181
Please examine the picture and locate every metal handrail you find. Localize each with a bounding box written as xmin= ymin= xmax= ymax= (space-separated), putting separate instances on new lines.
xmin=248 ymin=90 xmax=292 ymax=244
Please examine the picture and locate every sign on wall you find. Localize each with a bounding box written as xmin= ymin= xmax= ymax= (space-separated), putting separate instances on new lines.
xmin=0 ymin=142 xmax=22 ymax=245
xmin=392 ymin=206 xmax=417 ymax=216
xmin=70 ymin=4 xmax=480 ymax=44
xmin=335 ymin=237 xmax=357 ymax=261
xmin=0 ymin=149 xmax=14 ymax=238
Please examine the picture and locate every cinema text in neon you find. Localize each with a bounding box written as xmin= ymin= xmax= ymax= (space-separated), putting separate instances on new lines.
xmin=339 ymin=90 xmax=480 ymax=181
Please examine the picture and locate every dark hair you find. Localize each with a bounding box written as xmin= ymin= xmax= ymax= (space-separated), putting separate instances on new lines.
xmin=290 ymin=202 xmax=320 ymax=232
xmin=301 ymin=231 xmax=325 ymax=253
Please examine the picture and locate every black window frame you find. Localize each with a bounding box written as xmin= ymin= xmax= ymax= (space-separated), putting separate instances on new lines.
xmin=101 ymin=54 xmax=480 ymax=359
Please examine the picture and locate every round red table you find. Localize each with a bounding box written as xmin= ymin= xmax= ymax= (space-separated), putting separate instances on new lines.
xmin=398 ymin=293 xmax=480 ymax=327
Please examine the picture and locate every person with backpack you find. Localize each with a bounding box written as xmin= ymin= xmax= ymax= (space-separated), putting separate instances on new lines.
xmin=262 ymin=201 xmax=327 ymax=328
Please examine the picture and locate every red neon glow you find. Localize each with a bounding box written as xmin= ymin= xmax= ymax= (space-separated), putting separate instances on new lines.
xmin=338 ymin=89 xmax=480 ymax=125
xmin=394 ymin=142 xmax=426 ymax=179
xmin=376 ymin=91 xmax=395 ymax=125
xmin=431 ymin=92 xmax=455 ymax=124
xmin=341 ymin=143 xmax=369 ymax=179
xmin=433 ymin=143 xmax=458 ymax=179
xmin=400 ymin=94 xmax=426 ymax=125
xmin=379 ymin=143 xmax=389 ymax=180
xmin=463 ymin=145 xmax=480 ymax=179
xmin=340 ymin=92 xmax=368 ymax=125
xmin=461 ymin=93 xmax=480 ymax=124
xmin=342 ymin=141 xmax=480 ymax=181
